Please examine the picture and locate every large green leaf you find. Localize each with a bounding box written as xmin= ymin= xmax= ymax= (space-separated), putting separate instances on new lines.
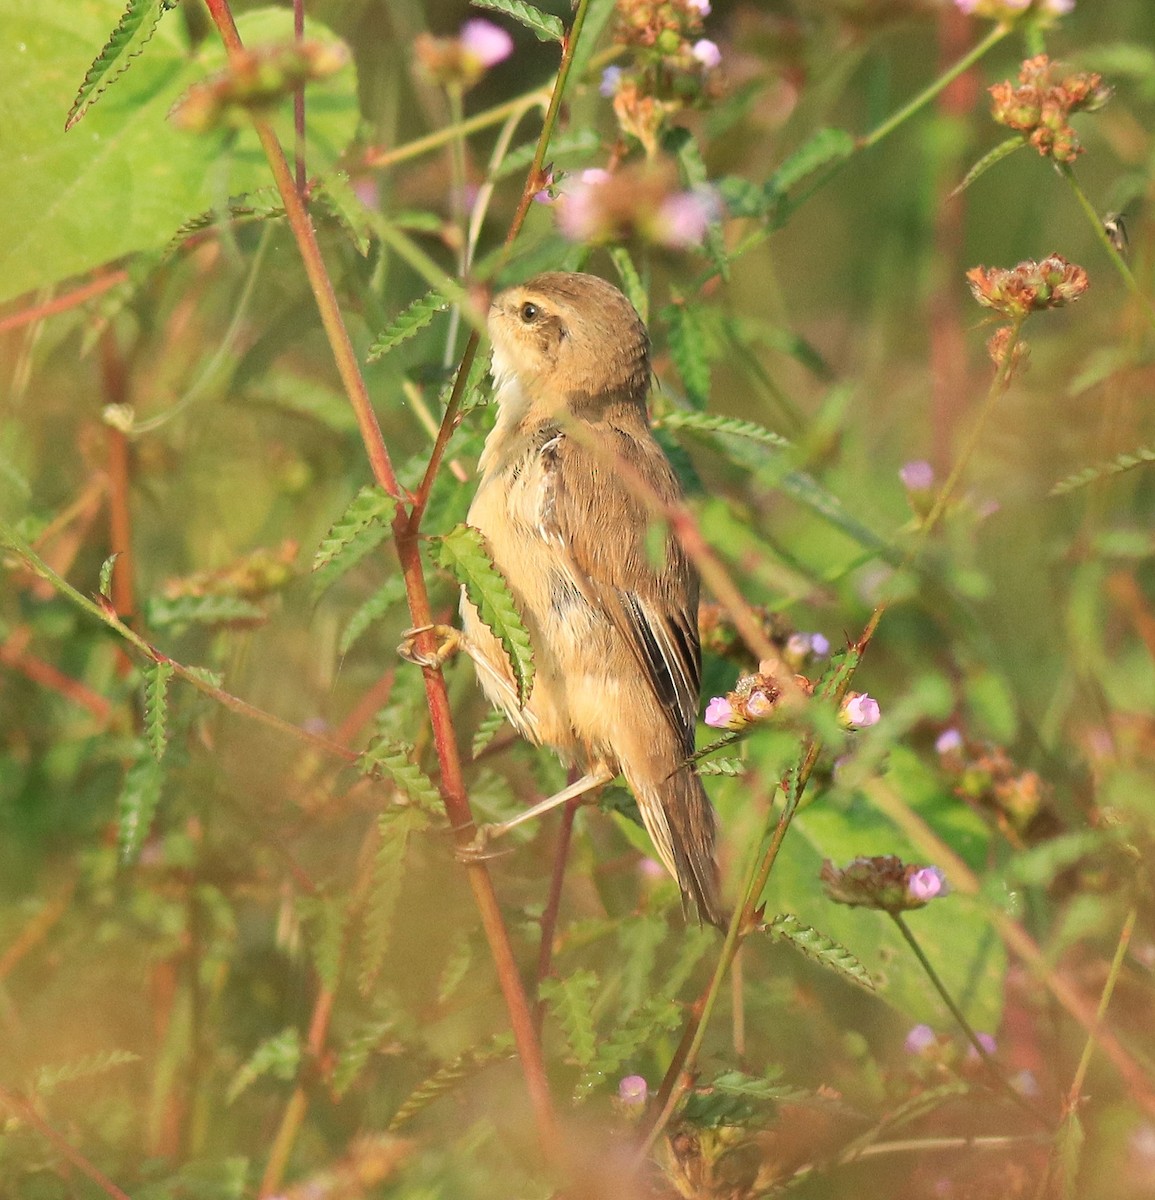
xmin=0 ymin=2 xmax=358 ymax=303
xmin=757 ymin=746 xmax=1006 ymax=1029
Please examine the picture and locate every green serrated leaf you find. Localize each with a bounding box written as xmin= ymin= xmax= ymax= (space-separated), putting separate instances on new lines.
xmin=313 ymin=170 xmax=372 ymax=256
xmin=98 ymin=553 xmax=119 ymax=600
xmin=312 ymin=487 xmax=396 ymax=597
xmin=118 ymin=753 xmax=164 ymax=861
xmin=4 ymin=8 xmax=359 ymax=306
xmin=659 ymin=409 xmax=792 ymax=452
xmin=331 ymin=1019 xmax=396 ymax=1098
xmin=340 ymin=577 xmax=407 ymax=657
xmin=144 ymin=659 xmax=174 ymax=762
xmin=681 ymin=1066 xmax=807 ymax=1128
xmin=766 ymin=913 xmax=875 ymax=990
xmin=575 ymin=996 xmax=682 ymax=1100
xmin=437 ymin=929 xmax=476 ymax=1007
xmin=183 ymin=664 xmax=224 ymax=689
xmin=33 ymin=1049 xmax=140 ymax=1099
xmin=227 ymin=1028 xmax=301 ymax=1105
xmin=951 ymin=135 xmax=1026 ymax=198
xmin=539 ymin=970 xmax=599 ymax=1068
xmin=769 ymin=127 xmax=855 ymax=196
xmin=358 ymin=807 xmax=430 ymax=995
xmin=359 ymin=737 xmax=443 ymax=811
xmin=608 ymin=247 xmax=647 ymax=324
xmin=388 ymin=1035 xmax=514 ymax=1131
xmin=146 ymin=593 xmax=268 ymax=630
xmin=665 ymin=303 xmax=711 ymax=409
xmin=297 ymin=894 xmax=347 ymax=991
xmin=1051 ymin=445 xmax=1155 ymax=495
xmin=66 ymin=0 xmax=170 ymax=130
xmin=436 ymin=523 xmax=534 ymax=707
xmin=697 ymin=757 xmax=745 ymax=777
xmin=470 ymin=0 xmax=563 ymax=43
xmin=471 ymin=707 xmax=507 ymax=760
xmin=166 ymin=187 xmax=285 ymax=257
xmin=366 ymin=290 xmax=449 ymax=362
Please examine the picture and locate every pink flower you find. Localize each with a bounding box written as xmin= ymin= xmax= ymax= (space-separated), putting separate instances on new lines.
xmin=746 ymin=690 xmax=775 ymax=719
xmin=935 ymin=728 xmax=963 ymax=755
xmin=704 ymin=696 xmax=736 ymax=728
xmin=907 ymin=866 xmax=947 ymax=902
xmin=618 ymin=1074 xmax=648 ymax=1105
xmin=686 ymin=0 xmax=712 ymax=12
xmin=904 ymin=1023 xmax=937 ymax=1054
xmin=841 ymin=693 xmax=880 ymax=729
xmin=655 ymin=187 xmax=720 ymax=248
xmin=899 ymin=460 xmax=934 ymax=491
xmin=460 ymin=19 xmax=513 ymax=68
xmin=691 ymin=39 xmax=722 ymax=69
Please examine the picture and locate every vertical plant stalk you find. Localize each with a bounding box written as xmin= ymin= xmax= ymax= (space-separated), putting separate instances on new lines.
xmin=259 ymin=982 xmax=337 ymax=1195
xmin=1065 ymin=904 xmax=1137 ymax=1115
xmin=535 ymin=792 xmax=581 ymax=1031
xmin=410 ymin=0 xmax=594 ymax=526
xmin=293 ymin=0 xmax=306 ymax=195
xmin=640 ymin=324 xmax=1030 ymax=1157
xmin=196 ymin=0 xmax=583 ymax=1166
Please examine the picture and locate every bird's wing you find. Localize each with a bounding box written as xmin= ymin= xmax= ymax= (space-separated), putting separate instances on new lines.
xmin=540 ymin=421 xmax=701 ymax=753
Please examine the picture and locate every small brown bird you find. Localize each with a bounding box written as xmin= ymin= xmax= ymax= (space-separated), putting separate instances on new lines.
xmin=457 ymin=271 xmax=723 ymax=925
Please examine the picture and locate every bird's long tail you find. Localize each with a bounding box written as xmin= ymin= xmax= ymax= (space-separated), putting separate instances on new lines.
xmin=630 ymin=761 xmax=725 ymax=928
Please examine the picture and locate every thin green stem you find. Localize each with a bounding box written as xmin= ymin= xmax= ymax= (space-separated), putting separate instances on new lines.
xmin=891 ymin=913 xmax=1045 ymax=1124
xmin=859 ymin=23 xmax=1010 ymax=151
xmin=410 ymin=0 xmax=593 ymax=528
xmin=640 ymin=321 xmax=1028 ymax=1160
xmin=0 ymin=523 xmax=357 ymax=764
xmin=1058 ymin=163 xmax=1155 ymax=332
xmin=364 ymin=89 xmax=551 ymax=171
xmin=1065 ymin=904 xmax=1138 ymax=1113
xmin=891 ymin=913 xmax=994 ymax=1064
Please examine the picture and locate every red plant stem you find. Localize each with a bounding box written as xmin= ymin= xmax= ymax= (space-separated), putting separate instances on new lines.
xmin=0 ymin=1086 xmax=133 ymax=1200
xmin=0 ymin=271 xmax=128 ymax=332
xmin=199 ymin=0 xmax=561 ymax=1163
xmin=0 ymin=632 xmax=113 ymax=723
xmin=534 ymin=793 xmax=581 ymax=1031
xmin=393 ymin=521 xmax=562 ymax=1157
xmin=293 ymin=0 xmax=306 ymax=196
xmin=259 ymin=982 xmax=337 ymax=1196
xmin=410 ymin=0 xmax=592 ymax=528
xmin=199 ymin=0 xmax=401 ymax=503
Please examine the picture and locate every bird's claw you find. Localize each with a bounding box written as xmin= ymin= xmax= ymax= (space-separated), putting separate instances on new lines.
xmin=454 ymin=823 xmax=510 ymax=863
xmin=398 ymin=624 xmax=461 ymax=669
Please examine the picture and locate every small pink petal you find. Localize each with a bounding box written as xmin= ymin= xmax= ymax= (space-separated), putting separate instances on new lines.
xmin=704 ymin=696 xmax=735 ymax=728
xmin=460 ymin=19 xmax=513 ymax=68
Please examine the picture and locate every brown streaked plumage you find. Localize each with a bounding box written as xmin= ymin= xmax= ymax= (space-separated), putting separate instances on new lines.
xmin=459 ymin=271 xmax=723 ymax=926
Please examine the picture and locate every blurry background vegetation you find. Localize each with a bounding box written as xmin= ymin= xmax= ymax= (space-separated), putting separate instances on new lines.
xmin=2 ymin=0 xmax=1155 ymax=1196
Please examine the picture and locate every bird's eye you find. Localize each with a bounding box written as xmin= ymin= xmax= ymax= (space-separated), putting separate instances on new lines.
xmin=519 ymin=302 xmax=539 ymax=323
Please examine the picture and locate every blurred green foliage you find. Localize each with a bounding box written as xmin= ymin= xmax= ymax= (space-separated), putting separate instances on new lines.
xmin=2 ymin=0 xmax=1155 ymax=1197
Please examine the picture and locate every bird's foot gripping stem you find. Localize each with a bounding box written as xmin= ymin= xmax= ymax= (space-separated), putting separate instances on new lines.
xmin=397 ymin=624 xmax=461 ymax=669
